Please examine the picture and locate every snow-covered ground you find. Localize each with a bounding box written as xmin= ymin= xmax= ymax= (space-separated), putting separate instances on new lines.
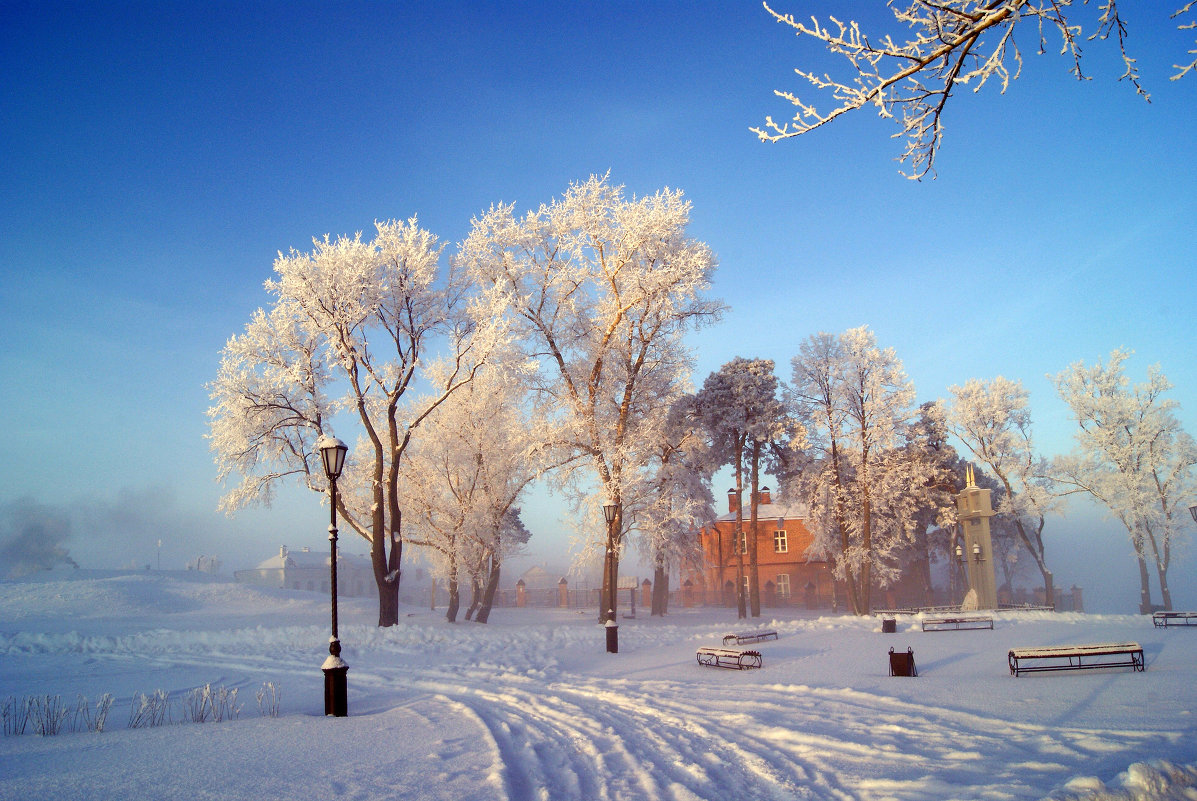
xmin=1 ymin=571 xmax=1195 ymax=801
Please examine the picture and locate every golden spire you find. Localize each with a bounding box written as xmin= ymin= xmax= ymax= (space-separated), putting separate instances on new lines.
xmin=966 ymin=464 xmax=976 ymax=488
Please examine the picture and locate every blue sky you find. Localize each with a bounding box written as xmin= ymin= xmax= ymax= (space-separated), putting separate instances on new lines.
xmin=2 ymin=2 xmax=1194 ymax=610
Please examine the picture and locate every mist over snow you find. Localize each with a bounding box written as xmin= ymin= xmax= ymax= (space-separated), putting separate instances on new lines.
xmin=0 ymin=497 xmax=77 ymax=578
xmin=1 ymin=571 xmax=1195 ymax=800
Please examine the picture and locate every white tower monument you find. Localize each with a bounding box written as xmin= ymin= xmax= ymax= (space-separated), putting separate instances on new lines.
xmin=955 ymin=465 xmax=998 ymax=610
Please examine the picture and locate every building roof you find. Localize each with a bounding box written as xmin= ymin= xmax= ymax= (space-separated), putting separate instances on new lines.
xmin=255 ymin=546 xmax=371 ymax=571
xmin=715 ymin=501 xmax=807 ymax=525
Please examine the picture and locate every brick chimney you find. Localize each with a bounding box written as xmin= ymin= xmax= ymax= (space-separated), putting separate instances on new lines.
xmin=758 ymin=486 xmax=771 ymax=505
xmin=727 ymin=488 xmax=739 ymax=514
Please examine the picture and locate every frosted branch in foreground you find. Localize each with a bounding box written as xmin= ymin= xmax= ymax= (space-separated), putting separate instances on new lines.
xmin=754 ymin=1 xmax=1185 ymax=179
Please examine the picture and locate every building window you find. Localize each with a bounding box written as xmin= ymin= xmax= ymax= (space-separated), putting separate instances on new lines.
xmin=737 ymin=530 xmax=747 ymax=554
xmin=742 ymin=575 xmax=750 ymax=596
xmin=776 ymin=574 xmax=791 ymax=598
xmin=774 ymin=529 xmax=788 ymax=553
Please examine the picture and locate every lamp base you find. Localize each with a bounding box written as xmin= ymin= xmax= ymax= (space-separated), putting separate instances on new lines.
xmin=323 ymin=665 xmax=348 ymax=716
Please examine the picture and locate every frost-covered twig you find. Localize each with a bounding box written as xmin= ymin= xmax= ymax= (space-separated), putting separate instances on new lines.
xmin=1172 ymin=2 xmax=1197 ymax=80
xmin=755 ymin=1 xmax=1184 ymax=178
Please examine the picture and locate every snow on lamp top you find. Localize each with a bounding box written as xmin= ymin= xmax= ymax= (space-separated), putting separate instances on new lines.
xmin=317 ymin=436 xmax=348 ymax=481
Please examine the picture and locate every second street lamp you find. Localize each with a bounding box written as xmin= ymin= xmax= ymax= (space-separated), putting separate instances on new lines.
xmin=318 ymin=435 xmax=349 ymax=717
xmin=603 ymin=498 xmax=618 ymax=653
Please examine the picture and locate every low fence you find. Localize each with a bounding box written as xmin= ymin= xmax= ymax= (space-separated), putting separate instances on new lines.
xmin=407 ymin=579 xmax=1083 ymax=614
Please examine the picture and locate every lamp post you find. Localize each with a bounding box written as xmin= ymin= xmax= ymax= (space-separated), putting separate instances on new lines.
xmin=318 ymin=435 xmax=349 ymax=717
xmin=1189 ymin=505 xmax=1197 ymax=524
xmin=603 ymin=498 xmax=618 ymax=653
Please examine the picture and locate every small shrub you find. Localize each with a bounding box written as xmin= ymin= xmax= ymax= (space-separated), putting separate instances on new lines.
xmin=74 ymin=694 xmax=114 ymax=733
xmin=2 ymin=696 xmax=31 ymax=737
xmin=182 ymin=684 xmax=241 ymax=723
xmin=30 ymin=695 xmax=70 ymax=737
xmin=128 ymin=690 xmax=171 ymax=729
xmin=256 ymin=682 xmax=281 ymax=718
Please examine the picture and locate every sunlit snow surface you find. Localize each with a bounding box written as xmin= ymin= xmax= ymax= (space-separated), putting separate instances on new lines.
xmin=1 ymin=571 xmax=1195 ymax=800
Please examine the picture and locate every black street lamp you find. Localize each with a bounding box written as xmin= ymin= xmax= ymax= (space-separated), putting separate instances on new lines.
xmin=1189 ymin=505 xmax=1197 ymax=524
xmin=603 ymin=498 xmax=618 ymax=653
xmin=319 ymin=435 xmax=349 ymax=717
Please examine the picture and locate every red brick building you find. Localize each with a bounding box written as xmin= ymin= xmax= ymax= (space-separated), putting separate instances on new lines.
xmin=684 ymin=488 xmax=838 ymax=609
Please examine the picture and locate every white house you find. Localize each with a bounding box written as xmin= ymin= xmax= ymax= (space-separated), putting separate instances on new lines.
xmin=235 ymin=545 xmax=375 ymax=597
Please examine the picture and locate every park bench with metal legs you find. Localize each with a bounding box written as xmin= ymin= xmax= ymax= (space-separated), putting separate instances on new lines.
xmin=722 ymin=630 xmax=779 ymax=646
xmin=1152 ymin=611 xmax=1197 ymax=628
xmin=922 ymin=616 xmax=994 ymax=632
xmin=1008 ymin=642 xmax=1144 ymax=677
xmin=696 ymin=646 xmax=763 ymax=670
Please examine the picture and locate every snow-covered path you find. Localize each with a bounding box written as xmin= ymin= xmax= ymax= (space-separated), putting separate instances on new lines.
xmin=2 ymin=572 xmax=1195 ymax=800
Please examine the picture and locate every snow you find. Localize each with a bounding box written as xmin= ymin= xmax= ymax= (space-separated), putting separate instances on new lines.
xmin=2 ymin=571 xmax=1196 ymax=800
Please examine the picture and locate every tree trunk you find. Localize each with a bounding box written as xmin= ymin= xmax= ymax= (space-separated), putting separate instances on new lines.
xmin=377 ymin=574 xmax=400 ymax=627
xmin=464 ymin=574 xmax=482 ymax=621
xmin=446 ymin=575 xmax=460 ymax=623
xmin=1157 ymin=565 xmax=1173 ymax=612
xmin=916 ymin=531 xmax=935 ymax=607
xmin=652 ymin=563 xmax=669 ymax=616
xmin=600 ymin=514 xmax=621 ymax=622
xmin=1144 ymin=528 xmax=1173 ymax=612
xmin=734 ymin=445 xmax=747 ymax=619
xmin=373 ymin=534 xmax=401 ymax=627
xmin=1041 ymin=567 xmax=1054 ymax=611
xmin=1136 ymin=553 xmax=1153 ymax=614
xmin=475 ymin=558 xmax=502 ymax=623
xmin=748 ymin=441 xmax=762 ymax=618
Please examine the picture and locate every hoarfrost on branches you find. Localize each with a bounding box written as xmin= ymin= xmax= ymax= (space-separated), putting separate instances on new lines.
xmin=942 ymin=376 xmax=1059 ymax=605
xmin=695 ymin=357 xmax=797 ymax=618
xmin=208 ymin=217 xmax=513 ymax=626
xmin=1050 ymin=348 xmax=1197 ymax=612
xmin=399 ymin=365 xmax=543 ymax=624
xmin=458 ymin=174 xmax=724 ymax=620
xmin=635 ymin=394 xmax=717 ymax=616
xmin=754 ymin=1 xmax=1197 ymax=178
xmin=788 ymin=327 xmax=942 ymax=615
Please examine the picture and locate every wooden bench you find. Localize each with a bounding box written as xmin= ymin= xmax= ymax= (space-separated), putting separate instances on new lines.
xmin=1153 ymin=611 xmax=1197 ymax=627
xmin=922 ymin=615 xmax=994 ymax=632
xmin=696 ymin=646 xmax=763 ymax=670
xmin=1008 ymin=642 xmax=1144 ymax=677
xmin=722 ymin=630 xmax=778 ymax=646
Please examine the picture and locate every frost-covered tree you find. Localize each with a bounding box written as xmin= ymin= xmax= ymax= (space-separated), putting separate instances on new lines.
xmin=889 ymin=402 xmax=962 ymax=607
xmin=942 ymin=377 xmax=1059 ymax=606
xmin=754 ymin=1 xmax=1197 ymax=178
xmin=208 ymin=218 xmax=510 ymax=627
xmin=466 ymin=509 xmax=531 ymax=623
xmin=636 ymin=395 xmax=715 ymax=616
xmin=695 ymin=358 xmax=792 ymax=618
xmin=458 ymin=174 xmax=724 ymax=622
xmin=400 ymin=367 xmax=542 ymax=623
xmin=1050 ymin=349 xmax=1196 ymax=612
xmin=789 ymin=327 xmax=938 ymax=615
